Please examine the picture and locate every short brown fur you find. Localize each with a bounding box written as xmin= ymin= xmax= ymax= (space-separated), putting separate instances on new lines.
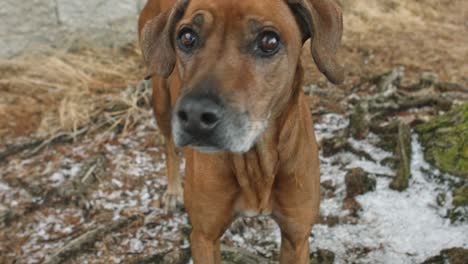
xmin=138 ymin=1 xmax=343 ymax=263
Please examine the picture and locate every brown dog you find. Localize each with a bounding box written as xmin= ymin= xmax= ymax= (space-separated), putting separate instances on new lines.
xmin=138 ymin=0 xmax=343 ymax=263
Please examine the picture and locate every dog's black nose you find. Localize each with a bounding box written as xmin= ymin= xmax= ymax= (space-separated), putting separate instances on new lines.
xmin=176 ymin=94 xmax=223 ymax=135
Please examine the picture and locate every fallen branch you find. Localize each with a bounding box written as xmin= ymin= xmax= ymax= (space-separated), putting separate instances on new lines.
xmin=350 ymin=67 xmax=403 ymax=94
xmin=26 ymin=127 xmax=89 ymax=156
xmin=0 ymin=138 xmax=42 ymax=163
xmin=436 ymin=82 xmax=468 ymax=93
xmin=221 ymin=245 xmax=276 ymax=264
xmin=0 ymin=128 xmax=89 ymax=163
xmin=0 ymin=80 xmax=153 ymax=162
xmin=376 ymin=66 xmax=404 ymax=93
xmin=128 ymin=248 xmax=191 ymax=264
xmin=45 ymin=215 xmax=143 ymax=264
xmin=397 ymin=93 xmax=452 ymax=112
xmin=321 ymin=129 xmax=376 ymax=162
xmin=1 ymin=154 xmax=107 ymax=227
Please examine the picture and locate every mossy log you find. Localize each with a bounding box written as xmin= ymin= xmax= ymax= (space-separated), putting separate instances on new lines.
xmin=416 ymin=104 xmax=468 ymax=179
xmin=389 ymin=122 xmax=412 ymax=191
xmin=349 ymin=101 xmax=370 ymax=140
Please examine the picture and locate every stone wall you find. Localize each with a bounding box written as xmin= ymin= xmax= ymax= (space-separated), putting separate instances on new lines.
xmin=0 ymin=0 xmax=146 ymax=58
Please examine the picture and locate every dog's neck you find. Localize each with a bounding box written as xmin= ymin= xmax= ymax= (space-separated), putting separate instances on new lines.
xmin=229 ymin=64 xmax=313 ymax=213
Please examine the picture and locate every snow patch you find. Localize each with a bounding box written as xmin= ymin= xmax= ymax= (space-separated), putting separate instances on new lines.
xmin=311 ymin=129 xmax=468 ymax=263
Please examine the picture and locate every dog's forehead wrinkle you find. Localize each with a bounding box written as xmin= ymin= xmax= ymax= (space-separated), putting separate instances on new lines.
xmin=186 ymin=0 xmax=294 ymax=27
xmin=248 ymin=19 xmax=261 ymax=33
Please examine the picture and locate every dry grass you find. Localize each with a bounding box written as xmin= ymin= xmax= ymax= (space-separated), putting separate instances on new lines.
xmin=304 ymin=0 xmax=468 ymax=86
xmin=0 ymin=45 xmax=146 ymax=140
xmin=0 ymin=0 xmax=466 ymax=141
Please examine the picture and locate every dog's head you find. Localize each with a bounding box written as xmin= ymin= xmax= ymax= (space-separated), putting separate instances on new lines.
xmin=141 ymin=0 xmax=343 ymax=153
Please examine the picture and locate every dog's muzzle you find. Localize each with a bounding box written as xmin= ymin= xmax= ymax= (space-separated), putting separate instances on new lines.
xmin=173 ymin=92 xmax=224 ymax=151
xmin=172 ymin=91 xmax=267 ymax=153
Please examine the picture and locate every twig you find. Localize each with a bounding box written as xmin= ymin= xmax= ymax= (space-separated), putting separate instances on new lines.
xmin=27 ymin=127 xmax=89 ymax=156
xmin=45 ymin=215 xmax=143 ymax=264
xmin=0 ymin=138 xmax=42 ymax=163
xmin=1 ymin=154 xmax=107 ymax=227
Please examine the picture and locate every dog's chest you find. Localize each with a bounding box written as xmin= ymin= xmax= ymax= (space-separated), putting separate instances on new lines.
xmin=231 ymin=149 xmax=278 ymax=218
xmin=234 ymin=194 xmax=273 ymax=217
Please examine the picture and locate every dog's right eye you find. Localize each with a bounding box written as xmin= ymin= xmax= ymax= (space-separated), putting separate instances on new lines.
xmin=256 ymin=31 xmax=281 ymax=57
xmin=177 ymin=28 xmax=199 ymax=53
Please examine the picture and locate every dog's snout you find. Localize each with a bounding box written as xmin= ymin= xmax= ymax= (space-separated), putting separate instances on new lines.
xmin=177 ymin=95 xmax=223 ymax=134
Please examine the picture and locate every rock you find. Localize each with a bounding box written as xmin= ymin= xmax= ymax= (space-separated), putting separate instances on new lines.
xmin=421 ymin=247 xmax=468 ymax=264
xmin=321 ymin=180 xmax=336 ymax=198
xmin=321 ymin=129 xmax=349 ymax=157
xmin=389 ymin=122 xmax=412 ymax=191
xmin=349 ymin=101 xmax=370 ymax=140
xmin=345 ymin=168 xmax=376 ymax=198
xmin=0 ymin=0 xmax=141 ymax=58
xmin=321 ymin=180 xmax=336 ymax=191
xmin=342 ymin=197 xmax=362 ymax=217
xmin=416 ymin=104 xmax=468 ymax=179
xmin=452 ymin=185 xmax=468 ymax=207
xmin=436 ymin=193 xmax=447 ymax=207
xmin=318 ymin=215 xmax=340 ymax=227
xmin=221 ymin=246 xmax=273 ymax=264
xmin=446 ymin=206 xmax=467 ymax=223
xmin=310 ymin=249 xmax=335 ymax=264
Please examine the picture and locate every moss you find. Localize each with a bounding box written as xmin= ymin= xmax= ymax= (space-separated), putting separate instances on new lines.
xmin=452 ymin=185 xmax=468 ymax=207
xmin=446 ymin=206 xmax=467 ymax=223
xmin=416 ymin=103 xmax=468 ymax=179
xmin=422 ymin=247 xmax=468 ymax=264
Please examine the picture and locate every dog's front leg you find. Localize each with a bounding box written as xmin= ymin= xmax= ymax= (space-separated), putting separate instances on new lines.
xmin=275 ymin=214 xmax=314 ymax=264
xmin=187 ymin=189 xmax=236 ymax=264
xmin=184 ymin=151 xmax=238 ymax=264
xmin=162 ymin=139 xmax=183 ymax=212
xmin=273 ymin=171 xmax=320 ymax=264
xmin=151 ymin=77 xmax=183 ymax=213
xmin=190 ymin=231 xmax=224 ymax=264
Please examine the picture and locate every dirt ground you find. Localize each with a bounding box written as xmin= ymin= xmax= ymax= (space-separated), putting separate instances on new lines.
xmin=0 ymin=0 xmax=467 ymax=263
xmin=0 ymin=0 xmax=467 ymax=140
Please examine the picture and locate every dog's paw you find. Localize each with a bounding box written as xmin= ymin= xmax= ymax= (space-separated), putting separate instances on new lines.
xmin=163 ymin=189 xmax=184 ymax=214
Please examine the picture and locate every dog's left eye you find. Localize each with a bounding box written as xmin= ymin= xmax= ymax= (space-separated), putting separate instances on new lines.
xmin=256 ymin=31 xmax=281 ymax=57
xmin=177 ymin=28 xmax=199 ymax=52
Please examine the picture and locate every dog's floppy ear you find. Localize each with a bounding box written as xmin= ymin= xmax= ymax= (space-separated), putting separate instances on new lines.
xmin=140 ymin=0 xmax=189 ymax=79
xmin=287 ymin=0 xmax=344 ymax=84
